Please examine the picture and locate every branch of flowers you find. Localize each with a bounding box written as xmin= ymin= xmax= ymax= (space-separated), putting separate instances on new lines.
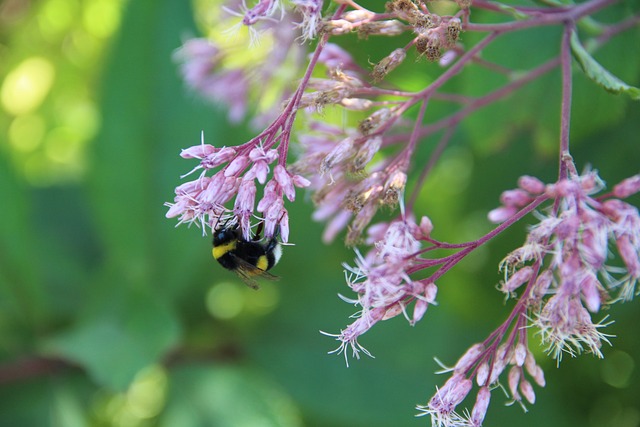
xmin=238 ymin=5 xmax=349 ymax=166
xmin=408 ymin=194 xmax=549 ymax=277
xmin=558 ymin=22 xmax=575 ymax=182
xmin=353 ymin=30 xmax=500 ymax=145
xmin=383 ymin=56 xmax=560 ymax=149
xmin=465 ymin=0 xmax=618 ymax=33
xmin=415 ymin=31 xmax=500 ymax=100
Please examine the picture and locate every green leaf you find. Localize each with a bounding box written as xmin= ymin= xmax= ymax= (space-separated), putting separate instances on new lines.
xmin=66 ymin=0 xmax=230 ymax=390
xmin=0 ymin=149 xmax=46 ymax=330
xmin=44 ymin=288 xmax=180 ymax=391
xmin=570 ymin=30 xmax=640 ymax=100
xmin=160 ymin=365 xmax=302 ymax=427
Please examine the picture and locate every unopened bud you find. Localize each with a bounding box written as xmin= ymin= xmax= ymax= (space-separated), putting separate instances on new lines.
xmin=476 ymin=362 xmax=489 ymax=386
xmin=518 ymin=175 xmax=546 ymax=194
xmin=224 ymin=155 xmax=250 ymax=177
xmin=359 ymin=108 xmax=393 ymax=135
xmin=342 ymin=9 xmax=375 ymax=22
xmin=520 ymin=379 xmax=536 ymax=404
xmin=419 ymin=216 xmax=433 ymax=237
xmin=353 ymin=136 xmax=382 ymax=171
xmin=617 ymin=235 xmax=640 ymax=278
xmin=532 ymin=269 xmax=553 ymax=299
xmin=580 ymin=272 xmax=602 ymax=312
xmin=514 ymin=342 xmax=527 ymax=366
xmin=180 ymin=144 xmax=216 ymax=159
xmin=471 ymin=387 xmax=491 ymax=427
xmin=508 ymin=366 xmax=521 ymax=400
xmin=372 ymin=48 xmax=407 ymax=82
xmin=454 ymin=343 xmax=484 ymax=373
xmin=500 ymin=189 xmax=531 ymax=207
xmin=358 ymin=20 xmax=407 ymax=38
xmin=383 ymin=170 xmax=407 ymax=206
xmin=613 ymin=174 xmax=640 ymax=198
xmin=445 ymin=18 xmax=462 ymax=45
xmin=488 ymin=206 xmax=517 ymax=223
xmin=411 ymin=298 xmax=429 ymax=325
xmin=322 ymin=137 xmax=356 ymax=173
xmin=320 ymin=19 xmax=354 ymax=35
xmin=386 ymin=0 xmax=419 ymax=14
xmin=415 ymin=34 xmax=442 ymax=62
xmin=501 ymin=266 xmax=534 ymax=294
xmin=340 ymin=98 xmax=374 ymax=111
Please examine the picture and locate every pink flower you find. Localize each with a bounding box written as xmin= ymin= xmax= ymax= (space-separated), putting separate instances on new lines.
xmin=326 ymin=217 xmax=436 ymax=363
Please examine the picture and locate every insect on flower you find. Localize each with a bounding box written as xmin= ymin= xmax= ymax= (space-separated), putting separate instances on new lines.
xmin=212 ymin=218 xmax=283 ymax=289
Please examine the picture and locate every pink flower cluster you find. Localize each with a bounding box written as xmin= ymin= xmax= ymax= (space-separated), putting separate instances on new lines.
xmin=415 ymin=171 xmax=640 ymax=426
xmin=168 ymin=0 xmax=640 ymax=425
xmin=292 ymin=120 xmax=411 ymax=245
xmin=173 ymin=9 xmax=306 ymax=125
xmin=165 ymin=133 xmax=309 ymax=241
xmin=323 ymin=216 xmax=436 ymax=365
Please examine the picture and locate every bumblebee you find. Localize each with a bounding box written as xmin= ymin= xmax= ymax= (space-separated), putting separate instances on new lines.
xmin=212 ymin=221 xmax=282 ymax=289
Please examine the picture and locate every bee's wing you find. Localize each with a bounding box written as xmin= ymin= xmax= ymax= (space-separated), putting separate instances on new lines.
xmin=230 ymin=254 xmax=280 ymax=290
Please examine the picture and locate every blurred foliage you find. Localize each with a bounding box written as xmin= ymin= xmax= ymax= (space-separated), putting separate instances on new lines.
xmin=0 ymin=0 xmax=639 ymax=426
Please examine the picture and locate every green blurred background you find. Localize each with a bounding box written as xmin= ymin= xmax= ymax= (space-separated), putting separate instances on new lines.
xmin=0 ymin=0 xmax=639 ymax=426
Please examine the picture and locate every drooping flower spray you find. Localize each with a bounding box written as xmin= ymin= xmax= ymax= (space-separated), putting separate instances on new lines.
xmin=166 ymin=0 xmax=640 ymax=425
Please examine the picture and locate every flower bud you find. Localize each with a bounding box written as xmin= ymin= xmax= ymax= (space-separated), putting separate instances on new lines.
xmin=514 ymin=342 xmax=527 ymax=366
xmin=320 ymin=19 xmax=354 ymax=35
xmin=518 ymin=175 xmax=546 ymax=194
xmin=488 ymin=206 xmax=517 ymax=223
xmin=353 ymin=136 xmax=382 ymax=171
xmin=445 ymin=18 xmax=462 ymax=45
xmin=508 ymin=366 xmax=521 ymax=400
xmin=411 ymin=298 xmax=429 ymax=325
xmin=454 ymin=343 xmax=484 ymax=373
xmin=340 ymin=98 xmax=374 ymax=111
xmin=617 ymin=235 xmax=640 ymax=278
xmin=357 ymin=20 xmax=406 ymax=38
xmin=580 ymin=271 xmax=602 ymax=312
xmin=520 ymin=379 xmax=536 ymax=404
xmin=471 ymin=387 xmax=491 ymax=427
xmin=225 ymin=155 xmax=250 ymax=177
xmin=322 ymin=137 xmax=356 ymax=173
xmin=359 ymin=108 xmax=392 ymax=136
xmin=532 ymin=269 xmax=553 ymax=299
xmin=180 ymin=144 xmax=217 ymax=159
xmin=613 ymin=174 xmax=640 ymax=198
xmin=383 ymin=170 xmax=407 ymax=206
xmin=415 ymin=34 xmax=442 ymax=62
xmin=419 ymin=216 xmax=434 ymax=237
xmin=476 ymin=362 xmax=489 ymax=386
xmin=372 ymin=48 xmax=407 ymax=82
xmin=501 ymin=266 xmax=534 ymax=293
xmin=500 ymin=189 xmax=531 ymax=207
xmin=342 ymin=9 xmax=375 ymax=22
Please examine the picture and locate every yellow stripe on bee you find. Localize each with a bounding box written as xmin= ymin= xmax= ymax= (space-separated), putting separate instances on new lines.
xmin=256 ymin=255 xmax=268 ymax=272
xmin=212 ymin=241 xmax=236 ymax=260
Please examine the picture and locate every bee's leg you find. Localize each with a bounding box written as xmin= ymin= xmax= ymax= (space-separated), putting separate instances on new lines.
xmin=254 ymin=221 xmax=264 ymax=241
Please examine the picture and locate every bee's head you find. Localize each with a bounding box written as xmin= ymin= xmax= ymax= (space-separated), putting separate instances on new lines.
xmin=213 ymin=223 xmax=240 ymax=245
